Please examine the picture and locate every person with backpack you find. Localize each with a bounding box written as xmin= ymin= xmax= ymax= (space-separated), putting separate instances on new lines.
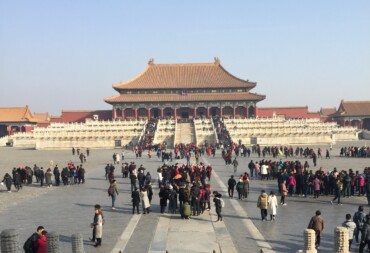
xmin=23 ymin=226 xmax=45 ymax=253
xmin=353 ymin=205 xmax=366 ymax=243
xmin=108 ymin=180 xmax=119 ymax=210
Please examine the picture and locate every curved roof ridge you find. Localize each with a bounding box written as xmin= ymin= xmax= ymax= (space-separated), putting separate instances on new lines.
xmin=112 ymin=60 xmax=256 ymax=90
xmin=113 ymin=64 xmax=151 ymax=90
xmin=217 ymin=63 xmax=256 ymax=87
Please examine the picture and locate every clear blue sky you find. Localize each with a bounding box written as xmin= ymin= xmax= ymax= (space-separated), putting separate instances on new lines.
xmin=1 ymin=1 xmax=369 ymax=115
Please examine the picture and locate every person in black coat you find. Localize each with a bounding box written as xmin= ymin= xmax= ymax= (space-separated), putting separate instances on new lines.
xmin=227 ymin=175 xmax=236 ymax=198
xmin=39 ymin=168 xmax=45 ymax=187
xmin=2 ymin=173 xmax=13 ymax=192
xmin=78 ymin=165 xmax=85 ymax=184
xmin=359 ymin=215 xmax=370 ymax=253
xmin=130 ymin=173 xmax=137 ymax=192
xmin=213 ymin=192 xmax=223 ymax=222
xmin=13 ymin=169 xmax=22 ymax=191
xmin=53 ymin=166 xmax=60 ymax=186
xmin=131 ymin=187 xmax=140 ymax=214
xmin=159 ymin=186 xmax=169 ymax=213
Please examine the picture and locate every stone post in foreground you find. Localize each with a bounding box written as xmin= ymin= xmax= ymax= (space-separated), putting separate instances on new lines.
xmin=0 ymin=229 xmax=21 ymax=253
xmin=334 ymin=227 xmax=349 ymax=253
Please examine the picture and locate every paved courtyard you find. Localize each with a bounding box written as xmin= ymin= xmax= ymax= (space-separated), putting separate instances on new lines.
xmin=0 ymin=140 xmax=369 ymax=252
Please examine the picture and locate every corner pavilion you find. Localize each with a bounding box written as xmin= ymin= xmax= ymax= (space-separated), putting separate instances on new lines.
xmin=104 ymin=58 xmax=265 ymax=120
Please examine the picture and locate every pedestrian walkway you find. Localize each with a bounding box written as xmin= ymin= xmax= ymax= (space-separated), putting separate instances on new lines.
xmin=1 ymin=143 xmax=370 ymax=253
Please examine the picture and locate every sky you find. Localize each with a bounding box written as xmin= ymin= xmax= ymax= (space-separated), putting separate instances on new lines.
xmin=0 ymin=1 xmax=369 ymax=116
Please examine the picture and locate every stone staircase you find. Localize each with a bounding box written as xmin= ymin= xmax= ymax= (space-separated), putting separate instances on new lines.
xmin=175 ymin=122 xmax=196 ymax=145
xmin=153 ymin=119 xmax=176 ymax=148
xmin=194 ymin=118 xmax=218 ymax=146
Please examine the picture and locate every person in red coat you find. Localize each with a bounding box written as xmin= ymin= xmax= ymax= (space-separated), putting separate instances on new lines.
xmin=36 ymin=230 xmax=47 ymax=253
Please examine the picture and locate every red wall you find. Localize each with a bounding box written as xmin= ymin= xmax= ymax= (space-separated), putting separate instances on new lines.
xmin=258 ymin=107 xmax=320 ymax=119
xmin=50 ymin=110 xmax=112 ymax=123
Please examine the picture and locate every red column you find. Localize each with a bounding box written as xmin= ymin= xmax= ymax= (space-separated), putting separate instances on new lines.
xmin=112 ymin=108 xmax=117 ymax=120
xmin=233 ymin=107 xmax=236 ymax=118
xmin=174 ymin=108 xmax=177 ymax=119
xmin=121 ymin=108 xmax=125 ymax=120
xmin=246 ymin=106 xmax=249 ymax=118
xmin=134 ymin=108 xmax=138 ymax=120
xmin=160 ymin=108 xmax=164 ymax=118
xmin=255 ymin=105 xmax=258 ymax=117
xmin=148 ymin=108 xmax=151 ymax=119
xmin=194 ymin=108 xmax=197 ymax=118
xmin=220 ymin=107 xmax=223 ymax=118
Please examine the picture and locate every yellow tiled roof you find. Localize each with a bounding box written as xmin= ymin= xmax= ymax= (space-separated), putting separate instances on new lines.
xmin=104 ymin=92 xmax=265 ymax=103
xmin=334 ymin=101 xmax=370 ymax=117
xmin=113 ymin=60 xmax=256 ymax=90
xmin=0 ymin=106 xmax=37 ymax=123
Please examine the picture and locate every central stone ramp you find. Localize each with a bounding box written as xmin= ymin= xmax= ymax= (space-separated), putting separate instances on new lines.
xmin=175 ymin=122 xmax=196 ymax=144
xmin=148 ymin=213 xmax=236 ymax=253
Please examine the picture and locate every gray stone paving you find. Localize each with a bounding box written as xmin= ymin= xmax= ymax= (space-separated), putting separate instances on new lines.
xmin=0 ymin=140 xmax=369 ymax=252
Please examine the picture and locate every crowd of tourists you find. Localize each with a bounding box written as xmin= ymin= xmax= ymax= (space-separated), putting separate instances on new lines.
xmin=1 ymin=162 xmax=86 ymax=192
xmin=340 ymin=146 xmax=370 ymax=158
xmin=106 ymin=157 xmax=219 ymax=221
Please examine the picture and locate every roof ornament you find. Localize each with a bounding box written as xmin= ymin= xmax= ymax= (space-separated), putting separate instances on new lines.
xmin=214 ymin=57 xmax=220 ymax=65
xmin=148 ymin=58 xmax=154 ymax=65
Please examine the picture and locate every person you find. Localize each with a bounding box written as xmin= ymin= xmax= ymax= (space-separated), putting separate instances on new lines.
xmin=353 ymin=205 xmax=366 ymax=243
xmin=23 ymin=226 xmax=45 ymax=253
xmin=159 ymin=186 xmax=168 ymax=214
xmin=268 ymin=191 xmax=278 ymax=221
xmin=53 ymin=165 xmax=60 ymax=186
xmin=45 ymin=169 xmax=53 ymax=188
xmin=132 ymin=187 xmax=141 ymax=214
xmin=145 ymin=181 xmax=153 ymax=204
xmin=109 ymin=180 xmax=119 ymax=210
xmin=2 ymin=173 xmax=13 ymax=192
xmin=39 ymin=168 xmax=45 ymax=187
xmin=36 ymin=230 xmax=47 ymax=253
xmin=248 ymin=160 xmax=255 ymax=178
xmin=331 ymin=178 xmax=343 ymax=205
xmin=280 ymin=180 xmax=288 ymax=205
xmin=236 ymin=179 xmax=244 ymax=200
xmin=243 ymin=177 xmax=249 ymax=199
xmin=213 ymin=192 xmax=223 ymax=222
xmin=190 ymin=182 xmax=200 ymax=216
xmin=232 ymin=158 xmax=238 ymax=174
xmin=140 ymin=187 xmax=151 ymax=214
xmin=227 ymin=175 xmax=236 ymax=198
xmin=341 ymin=213 xmax=356 ymax=250
xmin=90 ymin=204 xmax=103 ymax=247
xmin=360 ymin=215 xmax=370 ymax=253
xmin=257 ymin=190 xmax=269 ymax=221
xmin=313 ymin=177 xmax=321 ymax=199
xmin=307 ymin=210 xmax=324 ymax=249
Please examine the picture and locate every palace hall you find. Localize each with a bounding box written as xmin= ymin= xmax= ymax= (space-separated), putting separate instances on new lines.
xmin=104 ymin=58 xmax=265 ymax=120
